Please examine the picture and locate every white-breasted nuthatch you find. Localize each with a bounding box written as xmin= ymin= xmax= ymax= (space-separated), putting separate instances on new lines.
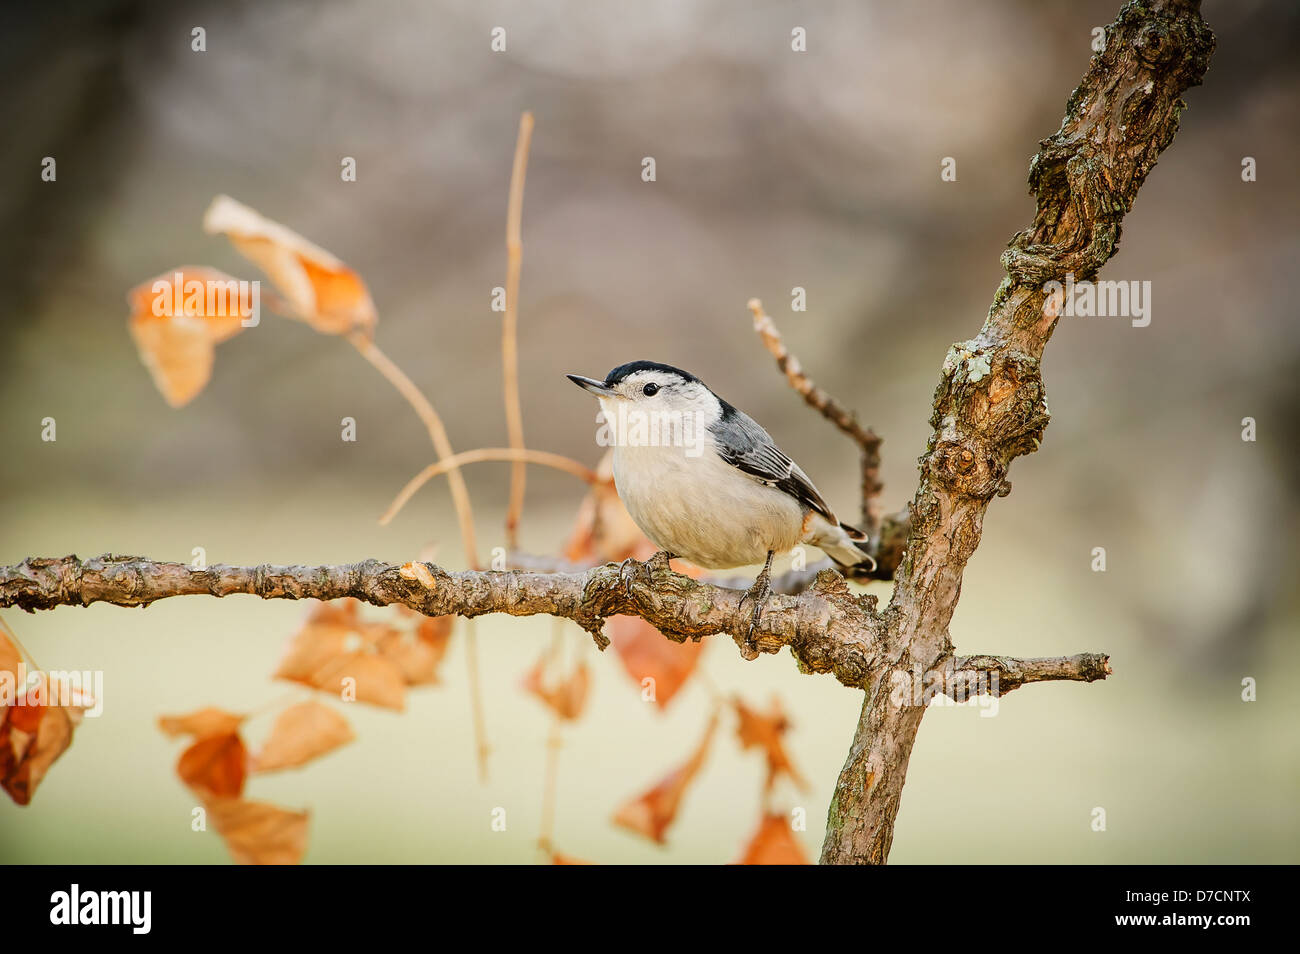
xmin=567 ymin=360 xmax=876 ymax=641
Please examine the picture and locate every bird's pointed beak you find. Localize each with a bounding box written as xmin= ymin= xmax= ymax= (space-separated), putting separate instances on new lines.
xmin=566 ymin=373 xmax=614 ymax=396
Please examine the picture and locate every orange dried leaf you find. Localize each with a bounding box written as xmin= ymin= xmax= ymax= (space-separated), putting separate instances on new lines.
xmin=305 ymin=653 xmax=406 ymax=711
xmin=203 ymin=194 xmax=376 ymax=336
xmin=1 ymin=653 xmax=93 ymax=806
xmin=6 ymin=699 xmax=44 ymax=735
xmin=274 ymin=600 xmax=407 ymax=710
xmin=379 ymin=611 xmax=453 ymax=686
xmin=551 ymin=852 xmax=595 ymax=865
xmin=736 ymin=813 xmax=810 ymax=865
xmin=1 ymin=704 xmax=74 ymax=806
xmin=252 ymin=701 xmax=354 ymax=773
xmin=158 ymin=706 xmax=244 ymax=739
xmin=733 ymin=696 xmax=809 ymax=793
xmin=206 ymin=797 xmax=310 ymax=865
xmin=521 ymin=657 xmax=590 ymax=721
xmin=126 ymin=266 xmax=251 ymax=407
xmin=610 ymin=710 xmax=718 ymax=844
xmin=177 ymin=731 xmax=247 ymax=799
xmin=607 ymin=615 xmax=705 ymax=710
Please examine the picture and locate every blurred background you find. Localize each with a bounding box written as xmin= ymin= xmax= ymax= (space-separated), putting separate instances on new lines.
xmin=1 ymin=0 xmax=1297 ymax=863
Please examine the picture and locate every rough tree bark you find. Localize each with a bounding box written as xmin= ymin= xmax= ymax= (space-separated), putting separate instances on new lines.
xmin=819 ymin=0 xmax=1214 ymax=863
xmin=0 ymin=0 xmax=1211 ymax=864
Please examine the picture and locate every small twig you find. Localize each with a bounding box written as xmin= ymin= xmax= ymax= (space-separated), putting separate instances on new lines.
xmin=746 ymin=299 xmax=884 ymax=531
xmin=463 ymin=617 xmax=491 ymax=782
xmin=503 ymin=112 xmax=535 ymax=550
xmin=947 ymin=653 xmax=1113 ymax=696
xmin=348 ymin=333 xmax=480 ymax=568
xmin=380 ymin=448 xmax=597 ymax=527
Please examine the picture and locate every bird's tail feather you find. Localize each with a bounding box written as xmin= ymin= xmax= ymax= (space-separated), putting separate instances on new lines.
xmin=809 ymin=518 xmax=878 ymax=574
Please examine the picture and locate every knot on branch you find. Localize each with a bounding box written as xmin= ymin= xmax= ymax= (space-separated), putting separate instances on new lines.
xmin=927 ymin=440 xmax=1005 ymax=500
xmin=1002 ymin=146 xmax=1121 ymax=288
xmin=929 ymin=347 xmax=1049 ymax=497
xmin=1132 ymin=2 xmax=1211 ymax=77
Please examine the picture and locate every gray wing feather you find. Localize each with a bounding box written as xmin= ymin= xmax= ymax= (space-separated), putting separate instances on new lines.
xmin=710 ymin=406 xmax=837 ymax=523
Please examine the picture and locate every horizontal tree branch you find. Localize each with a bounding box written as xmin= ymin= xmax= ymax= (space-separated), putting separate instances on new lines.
xmin=0 ymin=554 xmax=886 ymax=688
xmin=0 ymin=555 xmax=1108 ymax=700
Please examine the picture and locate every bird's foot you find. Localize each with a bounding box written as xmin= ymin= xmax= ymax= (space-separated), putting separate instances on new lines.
xmin=620 ymin=551 xmax=674 ymax=599
xmin=738 ymin=562 xmax=774 ymax=661
xmin=618 ymin=557 xmax=638 ymax=598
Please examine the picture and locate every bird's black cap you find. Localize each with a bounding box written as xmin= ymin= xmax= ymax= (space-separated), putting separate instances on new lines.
xmin=603 ymin=360 xmax=700 ymax=386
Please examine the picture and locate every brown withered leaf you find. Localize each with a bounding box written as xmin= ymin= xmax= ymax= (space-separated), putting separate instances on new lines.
xmin=204 ymin=194 xmax=377 ymax=336
xmin=383 ymin=608 xmax=454 ymax=686
xmin=606 ymin=616 xmax=705 ymax=711
xmin=736 ymin=813 xmax=810 ymax=865
xmin=605 ymin=553 xmax=706 ymax=709
xmin=307 ymin=654 xmax=406 ymax=711
xmin=126 ymin=266 xmax=251 ymax=407
xmin=610 ymin=710 xmax=718 ymax=844
xmin=251 ymin=701 xmax=354 ymax=773
xmin=274 ymin=599 xmax=407 ymax=711
xmin=158 ymin=706 xmax=245 ymax=739
xmin=733 ymin=696 xmax=810 ymax=794
xmin=206 ymin=797 xmax=310 ymax=865
xmin=2 ymin=703 xmax=74 ymax=806
xmin=178 ymin=731 xmax=247 ymax=799
xmin=521 ymin=656 xmax=590 ymax=721
xmin=0 ymin=649 xmax=93 ymax=806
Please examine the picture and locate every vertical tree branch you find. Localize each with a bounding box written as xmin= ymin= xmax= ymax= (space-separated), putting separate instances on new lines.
xmin=819 ymin=0 xmax=1214 ymax=864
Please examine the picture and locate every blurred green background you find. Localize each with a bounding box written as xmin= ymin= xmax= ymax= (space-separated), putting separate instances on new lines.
xmin=2 ymin=0 xmax=1297 ymax=864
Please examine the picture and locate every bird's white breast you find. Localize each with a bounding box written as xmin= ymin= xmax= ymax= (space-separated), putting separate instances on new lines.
xmin=611 ymin=441 xmax=805 ymax=569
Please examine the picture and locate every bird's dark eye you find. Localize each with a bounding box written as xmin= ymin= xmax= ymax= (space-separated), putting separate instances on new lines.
xmin=642 ymin=382 xmax=660 ymax=397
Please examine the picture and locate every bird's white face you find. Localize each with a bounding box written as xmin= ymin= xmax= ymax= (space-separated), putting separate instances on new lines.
xmin=567 ymin=366 xmax=720 ymax=457
xmin=598 ymin=369 xmax=714 ymax=417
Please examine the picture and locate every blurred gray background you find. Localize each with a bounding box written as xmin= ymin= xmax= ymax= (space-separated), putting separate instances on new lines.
xmin=1 ymin=0 xmax=1297 ymax=863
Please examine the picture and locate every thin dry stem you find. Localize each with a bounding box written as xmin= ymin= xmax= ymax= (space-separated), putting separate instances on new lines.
xmin=503 ymin=111 xmax=535 ymax=549
xmin=463 ymin=617 xmax=491 ymax=782
xmin=746 ymin=298 xmax=884 ymax=531
xmin=537 ymin=618 xmax=565 ymax=855
xmin=380 ymin=448 xmax=597 ymax=528
xmin=348 ymin=333 xmax=480 ymax=567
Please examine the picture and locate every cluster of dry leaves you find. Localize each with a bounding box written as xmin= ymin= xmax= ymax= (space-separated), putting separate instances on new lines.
xmin=4 ymin=186 xmax=822 ymax=863
xmin=155 ymin=597 xmax=454 ymax=864
xmin=127 ymin=195 xmax=376 ymax=407
xmin=0 ymin=630 xmax=92 ymax=805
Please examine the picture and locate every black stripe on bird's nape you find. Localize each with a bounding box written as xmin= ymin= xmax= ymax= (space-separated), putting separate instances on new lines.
xmin=604 ymin=360 xmax=700 ymax=387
